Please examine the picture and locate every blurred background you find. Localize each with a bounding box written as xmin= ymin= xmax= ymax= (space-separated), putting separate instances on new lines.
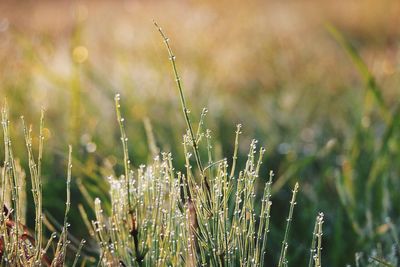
xmin=1 ymin=0 xmax=400 ymax=266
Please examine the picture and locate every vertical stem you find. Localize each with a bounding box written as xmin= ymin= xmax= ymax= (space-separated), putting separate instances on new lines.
xmin=154 ymin=21 xmax=210 ymax=194
xmin=230 ymin=124 xmax=242 ymax=179
xmin=278 ymin=183 xmax=299 ymax=267
xmin=115 ymin=94 xmax=133 ymax=213
xmin=37 ymin=109 xmax=45 ymax=262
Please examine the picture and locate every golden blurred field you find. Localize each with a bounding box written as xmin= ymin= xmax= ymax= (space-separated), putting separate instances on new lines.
xmin=1 ymin=0 xmax=399 ymax=159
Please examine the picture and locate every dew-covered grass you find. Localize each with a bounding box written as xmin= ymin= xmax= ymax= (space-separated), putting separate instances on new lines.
xmin=1 ymin=2 xmax=400 ymax=266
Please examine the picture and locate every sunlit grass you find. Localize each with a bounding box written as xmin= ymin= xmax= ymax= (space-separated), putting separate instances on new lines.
xmin=0 ymin=6 xmax=399 ymax=265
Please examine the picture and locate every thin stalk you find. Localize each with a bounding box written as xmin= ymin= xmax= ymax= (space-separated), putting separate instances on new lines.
xmin=52 ymin=145 xmax=72 ymax=266
xmin=0 ymin=105 xmax=9 ymax=224
xmin=72 ymin=239 xmax=86 ymax=267
xmin=308 ymin=215 xmax=319 ymax=267
xmin=314 ymin=213 xmax=324 ymax=267
xmin=143 ymin=117 xmax=159 ymax=158
xmin=196 ymin=108 xmax=208 ymax=143
xmin=37 ymin=108 xmax=45 ymax=262
xmin=154 ymin=21 xmax=210 ymax=193
xmin=258 ymin=171 xmax=273 ymax=267
xmin=230 ymin=124 xmax=242 ymax=179
xmin=21 ymin=110 xmax=45 ymax=263
xmin=278 ymin=182 xmax=299 ymax=267
xmin=2 ymin=105 xmax=21 ymax=260
xmin=114 ymin=94 xmax=133 ymax=213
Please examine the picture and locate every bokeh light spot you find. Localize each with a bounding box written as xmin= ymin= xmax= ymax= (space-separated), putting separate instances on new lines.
xmin=72 ymin=46 xmax=89 ymax=63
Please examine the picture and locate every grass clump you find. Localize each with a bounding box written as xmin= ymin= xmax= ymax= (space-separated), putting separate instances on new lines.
xmin=85 ymin=24 xmax=324 ymax=266
xmin=0 ymin=24 xmax=326 ymax=266
xmin=0 ymin=104 xmax=83 ymax=266
xmin=4 ymin=22 xmax=399 ymax=267
xmin=90 ymin=95 xmax=311 ymax=266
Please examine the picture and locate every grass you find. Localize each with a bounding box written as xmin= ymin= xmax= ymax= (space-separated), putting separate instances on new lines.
xmin=84 ymin=25 xmax=324 ymax=266
xmin=0 ymin=103 xmax=75 ymax=266
xmin=0 ymin=24 xmax=327 ymax=266
xmin=0 ymin=76 xmax=319 ymax=266
xmin=90 ymin=100 xmax=305 ymax=266
xmin=1 ymin=2 xmax=400 ymax=265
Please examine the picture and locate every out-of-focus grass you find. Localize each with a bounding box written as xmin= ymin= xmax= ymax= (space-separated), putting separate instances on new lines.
xmin=1 ymin=0 xmax=400 ymax=266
